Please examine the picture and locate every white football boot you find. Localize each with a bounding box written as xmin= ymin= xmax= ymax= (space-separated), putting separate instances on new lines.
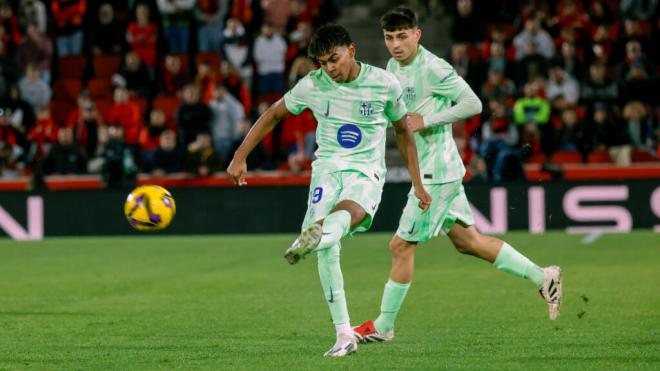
xmin=284 ymin=223 xmax=322 ymax=264
xmin=540 ymin=266 xmax=563 ymax=320
xmin=323 ymin=333 xmax=357 ymax=357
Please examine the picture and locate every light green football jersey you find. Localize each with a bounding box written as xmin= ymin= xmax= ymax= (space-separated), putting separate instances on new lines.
xmin=284 ymin=62 xmax=407 ymax=181
xmin=387 ymin=45 xmax=468 ymax=184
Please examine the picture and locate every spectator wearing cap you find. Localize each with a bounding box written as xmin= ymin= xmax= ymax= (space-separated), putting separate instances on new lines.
xmin=547 ymin=62 xmax=579 ymax=111
xmin=18 ymin=63 xmax=51 ymax=111
xmin=254 ymin=22 xmax=287 ymax=96
xmin=41 ymin=126 xmax=87 ymax=175
xmin=51 ymin=0 xmax=85 ymax=56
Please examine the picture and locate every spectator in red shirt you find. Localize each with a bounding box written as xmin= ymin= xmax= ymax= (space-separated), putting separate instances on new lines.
xmin=66 ymin=93 xmax=104 ymax=158
xmin=27 ymin=107 xmax=58 ymax=164
xmin=51 ymin=0 xmax=85 ymax=56
xmin=0 ymin=1 xmax=23 ymax=55
xmin=159 ymin=54 xmax=192 ymax=97
xmin=126 ymin=4 xmax=157 ymax=71
xmin=106 ymin=87 xmax=141 ymax=148
xmin=0 ymin=106 xmax=23 ymax=176
xmin=139 ymin=108 xmax=170 ymax=171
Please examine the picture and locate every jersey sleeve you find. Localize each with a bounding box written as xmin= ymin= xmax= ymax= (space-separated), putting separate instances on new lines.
xmin=283 ymin=77 xmax=309 ymax=115
xmin=385 ymin=78 xmax=407 ymax=122
xmin=428 ymin=59 xmax=469 ymax=102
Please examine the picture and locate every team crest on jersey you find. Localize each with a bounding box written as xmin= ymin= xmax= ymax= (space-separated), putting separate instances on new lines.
xmin=359 ymin=101 xmax=373 ymax=116
xmin=405 ymin=87 xmax=416 ymax=102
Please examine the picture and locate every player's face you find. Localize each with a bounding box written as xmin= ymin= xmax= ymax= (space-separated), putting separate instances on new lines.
xmin=316 ymin=45 xmax=356 ymax=83
xmin=383 ymin=27 xmax=421 ymax=64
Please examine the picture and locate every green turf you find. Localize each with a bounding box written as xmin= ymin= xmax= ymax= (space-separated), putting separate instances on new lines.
xmin=0 ymin=231 xmax=659 ymax=370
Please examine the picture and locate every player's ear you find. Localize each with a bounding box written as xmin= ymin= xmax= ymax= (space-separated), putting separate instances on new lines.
xmin=348 ymin=43 xmax=356 ymax=58
xmin=415 ymin=27 xmax=422 ymax=42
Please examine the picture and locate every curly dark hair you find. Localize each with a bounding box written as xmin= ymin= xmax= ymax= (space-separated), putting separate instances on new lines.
xmin=308 ymin=23 xmax=353 ymax=59
xmin=380 ymin=6 xmax=419 ymax=31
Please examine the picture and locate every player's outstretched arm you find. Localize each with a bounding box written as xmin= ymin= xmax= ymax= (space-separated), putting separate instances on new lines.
xmin=392 ymin=116 xmax=431 ymax=212
xmin=408 ymin=86 xmax=483 ymax=132
xmin=227 ymin=99 xmax=290 ymax=185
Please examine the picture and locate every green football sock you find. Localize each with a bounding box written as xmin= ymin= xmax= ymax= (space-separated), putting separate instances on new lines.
xmin=493 ymin=242 xmax=544 ymax=288
xmin=316 ymin=210 xmax=351 ymax=251
xmin=374 ymin=279 xmax=411 ymax=333
xmin=317 ymin=243 xmax=350 ymax=326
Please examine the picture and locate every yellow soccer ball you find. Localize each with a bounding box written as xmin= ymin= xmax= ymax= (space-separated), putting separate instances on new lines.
xmin=124 ymin=185 xmax=176 ymax=231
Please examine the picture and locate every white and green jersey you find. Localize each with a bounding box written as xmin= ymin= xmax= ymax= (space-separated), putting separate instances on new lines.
xmin=387 ymin=45 xmax=467 ymax=184
xmin=284 ymin=62 xmax=407 ymax=181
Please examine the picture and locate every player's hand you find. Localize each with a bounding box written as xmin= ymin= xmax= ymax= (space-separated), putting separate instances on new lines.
xmin=227 ymin=158 xmax=247 ymax=186
xmin=407 ymin=112 xmax=426 ymax=132
xmin=415 ymin=187 xmax=432 ymax=213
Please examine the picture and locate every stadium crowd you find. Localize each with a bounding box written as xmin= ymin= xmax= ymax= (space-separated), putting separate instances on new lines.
xmin=0 ymin=0 xmax=658 ymax=185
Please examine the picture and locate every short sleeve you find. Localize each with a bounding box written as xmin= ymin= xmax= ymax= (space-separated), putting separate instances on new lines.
xmin=385 ymin=78 xmax=407 ymax=122
xmin=283 ymin=77 xmax=309 ymax=115
xmin=428 ymin=59 xmax=469 ymax=102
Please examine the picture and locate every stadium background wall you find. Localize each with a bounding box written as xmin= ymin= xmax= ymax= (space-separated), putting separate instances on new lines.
xmin=0 ymin=180 xmax=659 ymax=240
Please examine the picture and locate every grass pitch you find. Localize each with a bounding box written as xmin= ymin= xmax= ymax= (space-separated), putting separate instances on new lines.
xmin=1 ymin=231 xmax=659 ymax=370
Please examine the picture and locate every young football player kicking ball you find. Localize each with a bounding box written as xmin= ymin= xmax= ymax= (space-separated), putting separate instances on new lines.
xmin=228 ymin=23 xmax=431 ymax=356
xmin=353 ymin=7 xmax=562 ymax=344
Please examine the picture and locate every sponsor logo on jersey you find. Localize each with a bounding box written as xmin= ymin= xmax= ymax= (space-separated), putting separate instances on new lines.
xmin=337 ymin=124 xmax=362 ymax=148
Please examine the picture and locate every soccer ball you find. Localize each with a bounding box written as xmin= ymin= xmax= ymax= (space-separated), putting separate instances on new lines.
xmin=124 ymin=185 xmax=176 ymax=231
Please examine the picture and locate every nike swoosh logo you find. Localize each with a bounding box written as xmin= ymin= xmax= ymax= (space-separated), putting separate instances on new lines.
xmin=407 ymin=222 xmax=416 ymax=234
xmin=329 ymin=287 xmax=334 ymax=303
xmin=324 ymin=101 xmax=330 ymax=116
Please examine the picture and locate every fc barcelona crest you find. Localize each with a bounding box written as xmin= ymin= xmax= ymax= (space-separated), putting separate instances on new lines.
xmin=405 ymin=87 xmax=416 ymax=102
xmin=359 ymin=101 xmax=373 ymax=116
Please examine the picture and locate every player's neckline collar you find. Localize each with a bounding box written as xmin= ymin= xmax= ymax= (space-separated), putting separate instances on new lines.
xmin=328 ymin=61 xmax=366 ymax=86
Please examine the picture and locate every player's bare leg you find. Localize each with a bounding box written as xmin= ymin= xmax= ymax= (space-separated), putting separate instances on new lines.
xmin=448 ymin=223 xmax=562 ymax=319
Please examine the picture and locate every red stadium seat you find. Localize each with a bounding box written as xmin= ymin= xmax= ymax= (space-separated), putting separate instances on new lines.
xmin=93 ymin=54 xmax=122 ymax=78
xmin=587 ymin=150 xmax=613 ymax=164
xmin=526 ymin=153 xmax=547 ymax=164
xmin=153 ymin=96 xmax=181 ymax=121
xmin=88 ymin=78 xmax=114 ymax=99
xmin=130 ymin=97 xmax=148 ymax=116
xmin=58 ymin=56 xmax=87 ymax=79
xmin=94 ymin=99 xmax=113 ymax=119
xmin=49 ymin=100 xmax=76 ymax=125
xmin=631 ymin=149 xmax=654 ymax=162
xmin=550 ymin=150 xmax=582 ymax=164
xmin=195 ymin=52 xmax=221 ymax=70
xmin=52 ymin=79 xmax=82 ymax=104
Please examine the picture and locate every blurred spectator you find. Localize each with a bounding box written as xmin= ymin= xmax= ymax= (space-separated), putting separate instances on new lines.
xmin=589 ymin=0 xmax=616 ymax=25
xmin=176 ymin=84 xmax=212 ymax=145
xmin=449 ymin=43 xmax=477 ymax=86
xmin=557 ymin=42 xmax=584 ymax=81
xmin=288 ymin=55 xmax=314 ymax=88
xmin=547 ymin=62 xmax=579 ymax=110
xmin=101 ymin=124 xmax=136 ymax=187
xmin=159 ymin=54 xmax=191 ymax=97
xmin=106 ymin=87 xmax=141 ymax=148
xmin=619 ymin=40 xmax=653 ymax=79
xmin=281 ymin=108 xmax=316 ymax=173
xmin=126 ymin=4 xmax=158 ymax=70
xmin=18 ymin=0 xmax=48 ymax=34
xmin=254 ymin=22 xmax=287 ymax=96
xmin=0 ymin=1 xmax=23 ymax=56
xmin=286 ymin=21 xmax=312 ymax=62
xmin=623 ymin=101 xmax=655 ymax=151
xmin=66 ymin=94 xmax=103 ymax=158
xmin=449 ymin=0 xmax=483 ymax=43
xmin=221 ymin=18 xmax=252 ymax=85
xmin=139 ymin=108 xmax=168 ymax=169
xmin=196 ymin=0 xmax=227 ymax=53
xmin=186 ymin=131 xmax=220 ymax=177
xmin=513 ymin=18 xmax=555 ymax=60
xmin=194 ymin=60 xmax=222 ymax=103
xmin=88 ymin=2 xmax=123 ymax=55
xmin=4 ymin=84 xmax=35 ymax=139
xmin=222 ymin=61 xmax=252 ymax=115
xmin=478 ymin=99 xmax=522 ymax=181
xmin=581 ymin=61 xmax=618 ymax=106
xmin=18 ymin=63 xmax=51 ymax=111
xmin=556 ymin=107 xmax=588 ymax=154
xmin=150 ymin=129 xmax=183 ymax=175
xmin=513 ymin=80 xmax=552 ymax=154
xmin=480 ymin=66 xmax=516 ymax=105
xmin=27 ymin=107 xmax=58 ymax=164
xmin=114 ymin=51 xmax=152 ymax=98
xmin=41 ymin=126 xmax=87 ymax=175
xmin=620 ymin=0 xmax=658 ymax=20
xmin=208 ymin=84 xmax=244 ymax=164
xmin=15 ymin=22 xmax=52 ymax=82
xmin=157 ymin=0 xmax=195 ymax=54
xmin=0 ymin=105 xmax=22 ymax=176
xmin=51 ymin=0 xmax=85 ymax=56
xmin=514 ymin=40 xmax=550 ymax=85
xmin=484 ymin=41 xmax=513 ymax=80
xmin=620 ymin=59 xmax=655 ymax=104
xmin=587 ymin=103 xmax=632 ymax=165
